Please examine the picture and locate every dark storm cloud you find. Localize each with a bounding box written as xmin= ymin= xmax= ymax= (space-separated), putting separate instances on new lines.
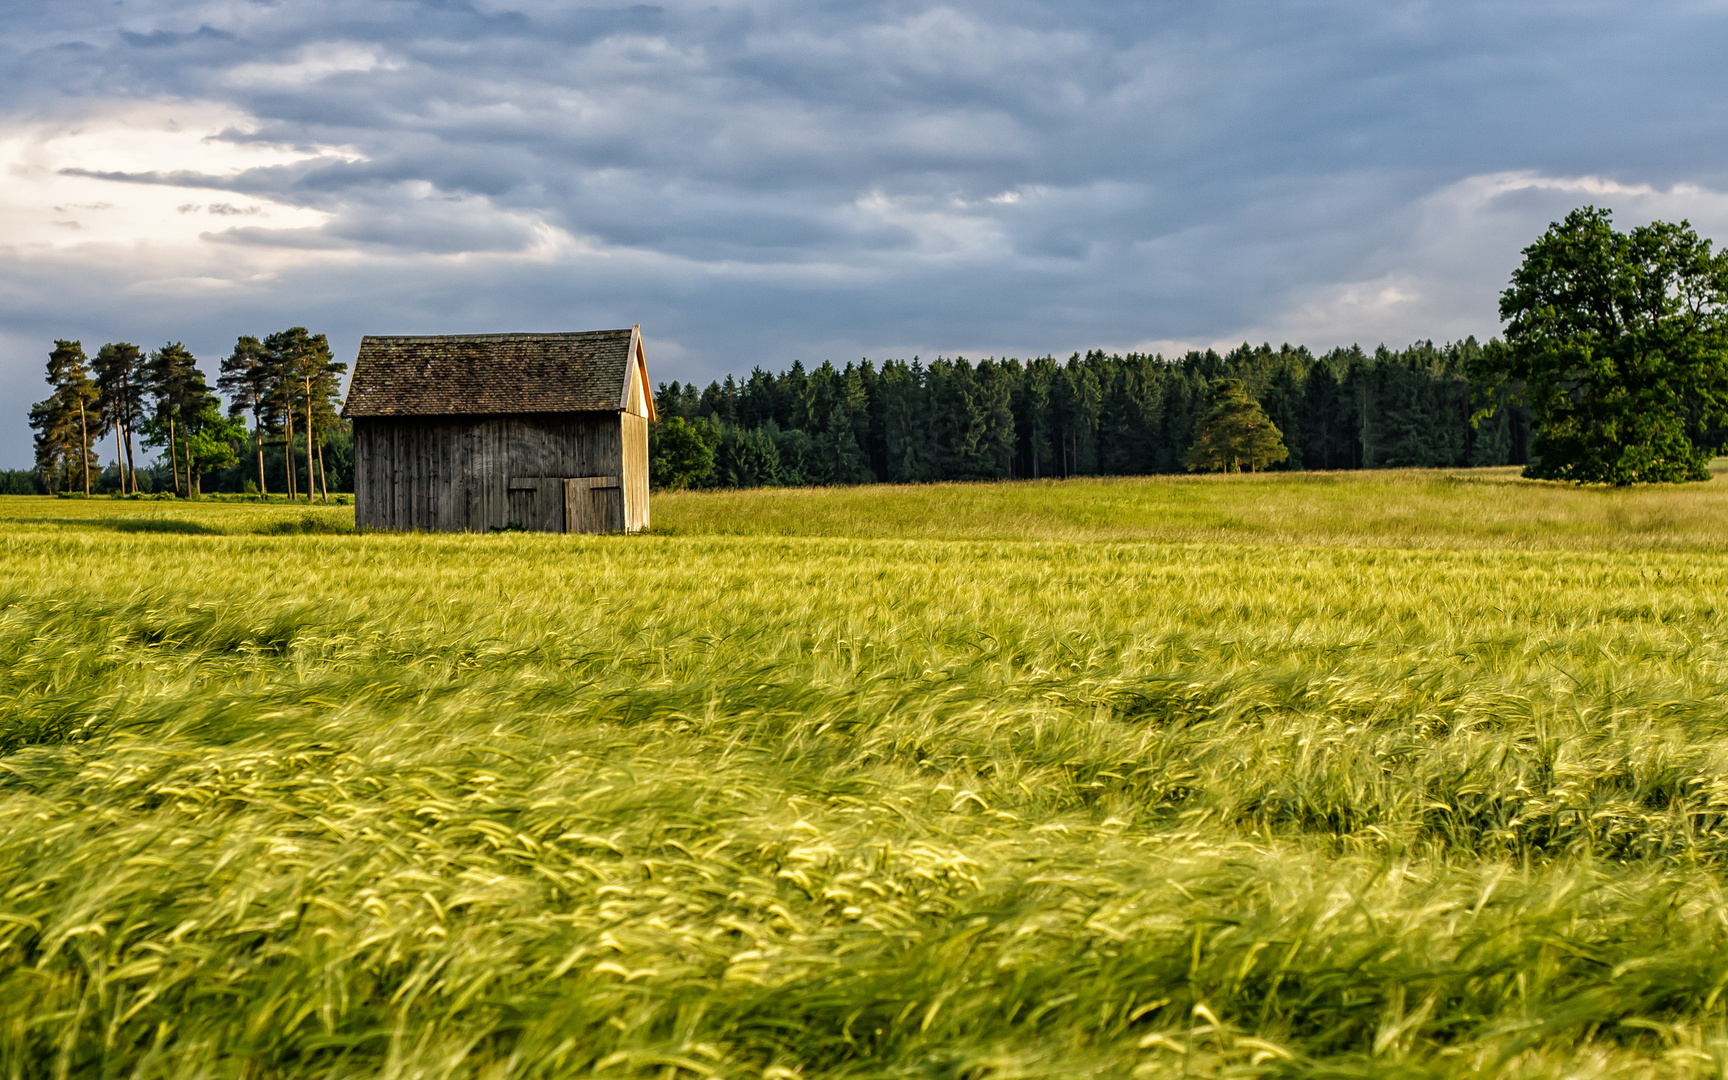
xmin=5 ymin=1 xmax=1728 ymax=463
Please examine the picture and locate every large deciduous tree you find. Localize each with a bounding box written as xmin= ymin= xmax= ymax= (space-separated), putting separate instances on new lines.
xmin=1185 ymin=379 xmax=1289 ymax=473
xmin=1485 ymin=206 xmax=1728 ymax=485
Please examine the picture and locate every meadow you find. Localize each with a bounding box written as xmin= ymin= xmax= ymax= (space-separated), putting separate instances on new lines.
xmin=3 ymin=469 xmax=1728 ymax=1078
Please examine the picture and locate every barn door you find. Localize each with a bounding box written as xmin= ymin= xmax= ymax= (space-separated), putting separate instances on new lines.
xmin=563 ymin=476 xmax=623 ymax=534
xmin=505 ymin=477 xmax=565 ymax=532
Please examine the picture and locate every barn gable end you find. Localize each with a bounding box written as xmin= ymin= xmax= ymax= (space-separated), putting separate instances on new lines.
xmin=343 ymin=328 xmax=653 ymax=534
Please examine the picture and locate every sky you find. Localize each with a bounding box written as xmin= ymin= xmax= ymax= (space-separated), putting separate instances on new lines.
xmin=4 ymin=1 xmax=1728 ymax=466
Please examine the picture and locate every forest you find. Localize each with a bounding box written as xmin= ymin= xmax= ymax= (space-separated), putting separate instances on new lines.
xmin=650 ymin=338 xmax=1533 ymax=489
xmin=21 ymin=333 xmax=1535 ymax=496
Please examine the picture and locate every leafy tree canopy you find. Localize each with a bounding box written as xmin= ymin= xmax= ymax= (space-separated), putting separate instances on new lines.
xmin=649 ymin=417 xmax=716 ymax=491
xmin=1486 ymin=206 xmax=1728 ymax=485
xmin=1185 ymin=379 xmax=1289 ymax=473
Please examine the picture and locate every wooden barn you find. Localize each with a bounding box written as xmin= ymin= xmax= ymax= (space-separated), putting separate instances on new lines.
xmin=342 ymin=327 xmax=656 ymax=533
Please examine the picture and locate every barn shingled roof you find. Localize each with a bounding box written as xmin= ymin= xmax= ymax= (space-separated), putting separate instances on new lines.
xmin=342 ymin=329 xmax=637 ymax=418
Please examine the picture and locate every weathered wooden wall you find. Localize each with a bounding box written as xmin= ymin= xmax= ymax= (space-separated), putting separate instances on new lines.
xmin=621 ymin=412 xmax=649 ymax=532
xmin=354 ymin=412 xmax=648 ymax=533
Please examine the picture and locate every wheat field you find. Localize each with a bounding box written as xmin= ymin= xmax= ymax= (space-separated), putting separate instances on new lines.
xmin=3 ymin=471 xmax=1728 ymax=1078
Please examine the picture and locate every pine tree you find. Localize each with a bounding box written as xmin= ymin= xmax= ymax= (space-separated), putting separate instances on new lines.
xmin=146 ymin=343 xmax=207 ymax=495
xmin=973 ymin=360 xmax=1017 ymax=479
xmin=93 ymin=343 xmax=144 ymax=494
xmin=1185 ymin=379 xmax=1289 ymax=473
xmin=1017 ymin=356 xmax=1059 ymax=478
xmin=30 ymin=341 xmax=99 ymax=494
xmin=877 ymin=359 xmax=928 ymax=482
xmin=219 ymin=336 xmax=273 ymax=498
xmin=262 ymin=328 xmax=345 ymax=501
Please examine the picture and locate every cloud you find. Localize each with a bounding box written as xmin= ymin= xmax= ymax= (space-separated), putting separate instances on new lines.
xmin=0 ymin=101 xmax=351 ymax=258
xmin=3 ymin=1 xmax=1728 ymax=464
xmin=119 ymin=24 xmax=233 ymax=49
xmin=224 ymin=44 xmax=403 ymax=89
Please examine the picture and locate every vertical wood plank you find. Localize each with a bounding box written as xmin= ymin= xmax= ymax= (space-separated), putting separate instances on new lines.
xmin=413 ymin=423 xmax=421 ymax=528
xmin=373 ymin=422 xmax=384 ymax=529
xmin=387 ymin=423 xmax=398 ymax=529
xmin=405 ymin=422 xmax=416 ymax=529
xmin=364 ymin=420 xmax=377 ymax=529
xmin=411 ymin=422 xmax=423 ymax=529
xmin=421 ymin=422 xmax=433 ymax=529
xmin=398 ymin=422 xmax=410 ymax=530
xmin=462 ymin=421 xmax=478 ymax=531
xmin=438 ymin=420 xmax=453 ymax=531
xmin=477 ymin=420 xmax=490 ymax=531
xmin=488 ymin=420 xmax=507 ymax=531
xmin=353 ymin=420 xmax=369 ymax=528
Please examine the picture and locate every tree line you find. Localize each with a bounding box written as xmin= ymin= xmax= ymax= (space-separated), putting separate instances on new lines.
xmin=27 ymin=330 xmax=348 ymax=498
xmin=648 ymin=338 xmax=1536 ymax=490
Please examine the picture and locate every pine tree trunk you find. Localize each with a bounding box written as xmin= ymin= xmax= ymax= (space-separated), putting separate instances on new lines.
xmin=284 ymin=409 xmax=297 ymax=502
xmin=304 ymin=376 xmax=316 ymax=504
xmin=168 ymin=414 xmax=181 ymax=496
xmin=111 ymin=417 xmax=124 ymax=494
xmin=79 ymin=405 xmax=90 ymax=495
xmin=123 ymin=418 xmax=138 ymax=494
xmin=317 ymin=439 xmax=329 ymax=502
xmin=256 ymin=425 xmax=267 ymax=499
xmin=184 ymin=434 xmax=195 ymax=497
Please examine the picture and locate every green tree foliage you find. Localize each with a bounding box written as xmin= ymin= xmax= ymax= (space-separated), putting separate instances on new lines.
xmin=1184 ymin=379 xmax=1290 ymax=473
xmin=219 ymin=336 xmax=274 ymax=497
xmin=144 ymin=342 xmax=210 ymax=496
xmin=652 ymin=339 xmax=1526 ymax=489
xmin=263 ymin=328 xmax=347 ymax=503
xmin=140 ymin=342 xmax=257 ymax=496
xmin=648 ymin=418 xmax=717 ymax=491
xmin=92 ymin=342 xmax=145 ymax=494
xmin=0 ymin=470 xmax=44 ymax=495
xmin=29 ymin=340 xmax=100 ymax=495
xmin=1487 ymin=206 xmax=1728 ymax=484
xmin=182 ymin=403 xmax=245 ymax=486
xmin=16 ymin=328 xmax=356 ymax=499
xmin=713 ymin=423 xmax=783 ymax=488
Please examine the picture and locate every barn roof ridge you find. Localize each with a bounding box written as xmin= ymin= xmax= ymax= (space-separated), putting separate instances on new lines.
xmin=343 ymin=326 xmax=646 ymax=419
xmin=360 ymin=329 xmax=633 ymax=342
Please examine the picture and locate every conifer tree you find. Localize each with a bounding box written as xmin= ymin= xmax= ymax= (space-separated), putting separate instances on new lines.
xmin=263 ymin=328 xmax=345 ymax=502
xmin=30 ymin=341 xmax=99 ymax=494
xmin=145 ymin=343 xmax=208 ymax=495
xmin=219 ymin=336 xmax=273 ymax=497
xmin=93 ymin=342 xmax=144 ymax=494
xmin=1185 ymin=379 xmax=1289 ymax=473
